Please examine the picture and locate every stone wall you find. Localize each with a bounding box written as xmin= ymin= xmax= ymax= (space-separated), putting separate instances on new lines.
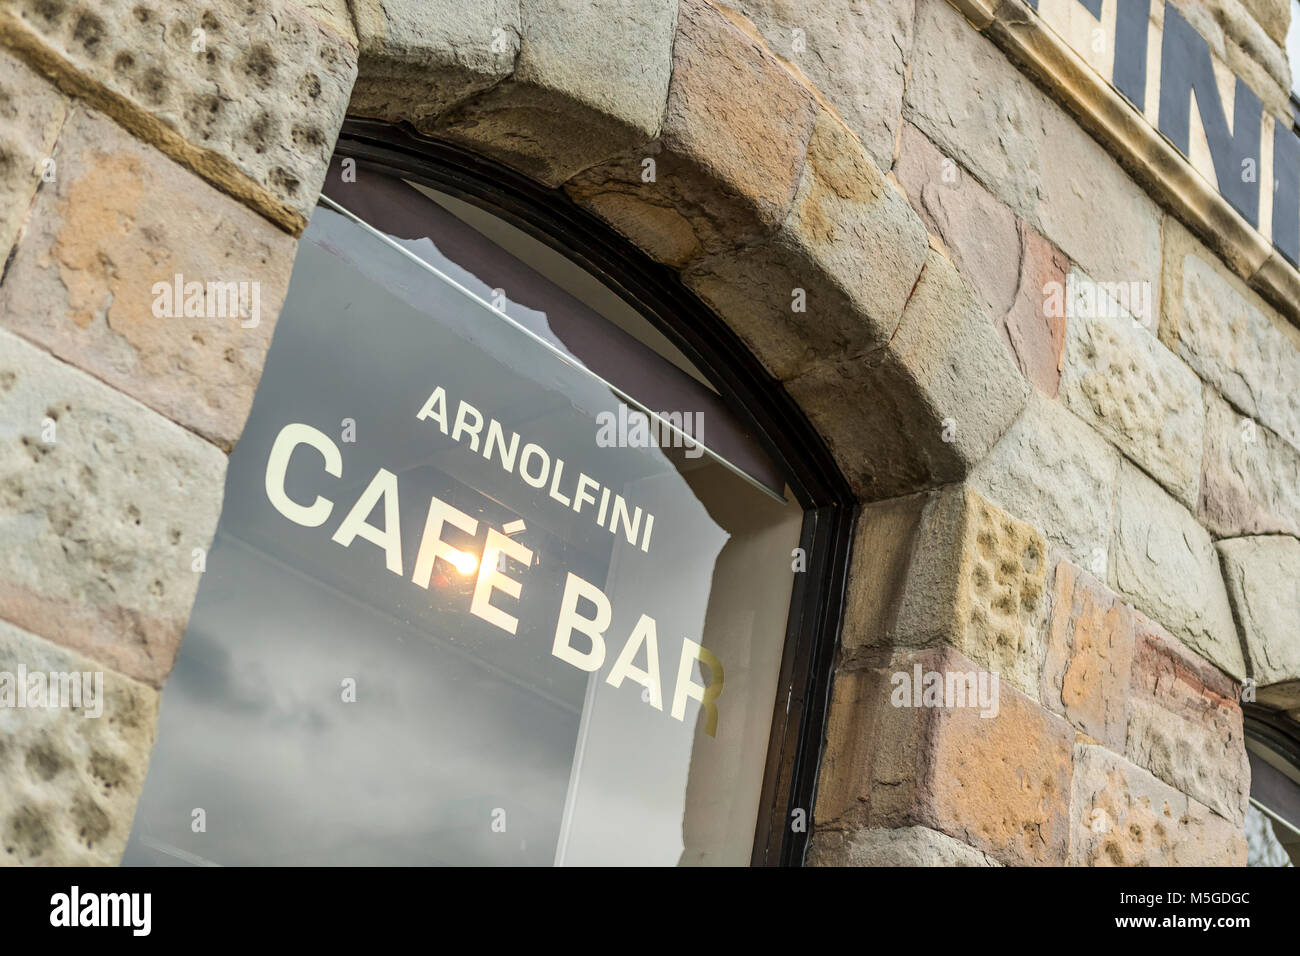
xmin=0 ymin=0 xmax=1295 ymax=865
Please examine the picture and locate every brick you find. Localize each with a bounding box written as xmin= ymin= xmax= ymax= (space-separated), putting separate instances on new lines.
xmin=0 ymin=327 xmax=225 ymax=688
xmin=0 ymin=106 xmax=296 ymax=451
xmin=0 ymin=618 xmax=159 ymax=865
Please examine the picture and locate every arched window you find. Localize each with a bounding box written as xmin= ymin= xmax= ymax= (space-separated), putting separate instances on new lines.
xmin=123 ymin=123 xmax=853 ymax=867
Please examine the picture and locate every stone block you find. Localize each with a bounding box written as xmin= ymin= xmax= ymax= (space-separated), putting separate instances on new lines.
xmin=893 ymin=121 xmax=1069 ymax=396
xmin=0 ymin=618 xmax=159 ymax=865
xmin=0 ymin=0 xmax=357 ymax=227
xmin=1069 ymin=742 xmax=1246 ymax=865
xmin=1059 ymin=270 xmax=1205 ymax=508
xmin=904 ymin=0 xmax=1162 ymax=295
xmin=684 ymin=109 xmax=929 ymax=380
xmin=0 ymin=48 xmax=67 ymax=267
xmin=786 ymin=250 xmax=1029 ymax=500
xmin=0 ymin=328 xmax=226 ymax=688
xmin=1040 ymin=561 xmax=1136 ymax=751
xmin=349 ymin=0 xmax=517 ymax=125
xmin=1163 ymin=219 xmax=1300 ymax=451
xmin=808 ymin=825 xmax=999 ymax=866
xmin=434 ymin=0 xmax=678 ymax=185
xmin=0 ymin=106 xmax=295 ymax=452
xmin=1218 ymin=535 xmax=1300 ymax=694
xmin=1199 ymin=385 xmax=1300 ymax=539
xmin=1125 ymin=616 xmax=1249 ymax=825
xmin=566 ymin=0 xmax=817 ymax=266
xmin=970 ymin=393 xmax=1120 ymax=567
xmin=1109 ymin=461 xmax=1245 ymax=678
xmin=724 ymin=0 xmax=914 ymax=172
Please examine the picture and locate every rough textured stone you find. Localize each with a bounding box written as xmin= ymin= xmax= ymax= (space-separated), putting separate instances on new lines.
xmin=904 ymin=0 xmax=1162 ymax=296
xmin=1041 ymin=562 xmax=1136 ymax=752
xmin=725 ymin=0 xmax=913 ymax=172
xmin=1234 ymin=0 xmax=1291 ymax=44
xmin=1059 ymin=271 xmax=1205 ymax=508
xmin=0 ymin=49 xmax=67 ymax=268
xmin=786 ymin=250 xmax=1029 ymax=500
xmin=1109 ymin=461 xmax=1245 ymax=678
xmin=808 ymin=825 xmax=999 ymax=866
xmin=684 ymin=109 xmax=929 ymax=380
xmin=862 ymin=489 xmax=1048 ymax=699
xmin=0 ymin=328 xmax=226 ymax=688
xmin=0 ymin=106 xmax=294 ymax=452
xmin=1126 ymin=615 xmax=1250 ymax=825
xmin=970 ymin=393 xmax=1120 ymax=567
xmin=1218 ymin=536 xmax=1300 ymax=691
xmin=0 ymin=0 xmax=356 ymax=228
xmin=893 ymin=121 xmax=1068 ymax=396
xmin=1199 ymin=387 xmax=1300 ymax=538
xmin=819 ymin=646 xmax=1075 ymax=866
xmin=565 ymin=0 xmax=817 ymax=267
xmin=434 ymin=0 xmax=677 ymax=185
xmin=1163 ymin=220 xmax=1300 ymax=451
xmin=349 ymin=0 xmax=518 ymax=126
xmin=0 ymin=618 xmax=159 ymax=866
xmin=1069 ymin=742 xmax=1246 ymax=865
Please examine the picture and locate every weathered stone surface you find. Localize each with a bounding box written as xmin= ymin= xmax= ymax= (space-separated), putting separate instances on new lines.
xmin=434 ymin=0 xmax=677 ymax=185
xmin=786 ymin=250 xmax=1029 ymax=500
xmin=1199 ymin=387 xmax=1300 ymax=538
xmin=1234 ymin=0 xmax=1291 ymax=44
xmin=1109 ymin=461 xmax=1245 ymax=678
xmin=819 ymin=646 xmax=1075 ymax=866
xmin=350 ymin=0 xmax=518 ymax=126
xmin=0 ymin=106 xmax=294 ymax=451
xmin=1218 ymin=535 xmax=1300 ymax=691
xmin=0 ymin=0 xmax=356 ymax=227
xmin=865 ymin=489 xmax=1048 ymax=699
xmin=684 ymin=109 xmax=928 ymax=380
xmin=970 ymin=393 xmax=1120 ymax=567
xmin=1041 ymin=562 xmax=1135 ymax=751
xmin=1059 ymin=271 xmax=1205 ymax=508
xmin=1163 ymin=219 xmax=1300 ymax=451
xmin=725 ymin=0 xmax=913 ymax=172
xmin=893 ymin=121 xmax=1068 ymax=396
xmin=565 ymin=0 xmax=817 ymax=267
xmin=1069 ymin=742 xmax=1246 ymax=865
xmin=808 ymin=825 xmax=999 ymax=866
xmin=0 ymin=328 xmax=226 ymax=688
xmin=0 ymin=49 xmax=67 ymax=268
xmin=1126 ymin=615 xmax=1249 ymax=825
xmin=0 ymin=618 xmax=159 ymax=866
xmin=904 ymin=0 xmax=1162 ymax=294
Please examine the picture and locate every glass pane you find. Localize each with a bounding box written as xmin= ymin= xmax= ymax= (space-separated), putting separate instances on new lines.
xmin=124 ymin=194 xmax=804 ymax=866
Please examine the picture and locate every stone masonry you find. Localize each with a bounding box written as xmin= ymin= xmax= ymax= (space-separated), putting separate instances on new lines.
xmin=1 ymin=0 xmax=1297 ymax=866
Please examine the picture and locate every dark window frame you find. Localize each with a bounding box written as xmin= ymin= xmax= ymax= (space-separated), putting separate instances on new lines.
xmin=329 ymin=118 xmax=857 ymax=866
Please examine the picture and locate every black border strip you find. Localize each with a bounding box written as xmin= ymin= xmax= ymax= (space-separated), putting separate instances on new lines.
xmin=329 ymin=118 xmax=857 ymax=866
